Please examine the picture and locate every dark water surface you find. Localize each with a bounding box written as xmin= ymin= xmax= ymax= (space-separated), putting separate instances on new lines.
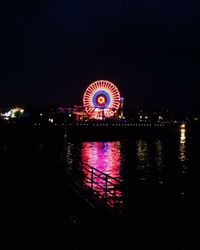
xmin=65 ymin=128 xmax=200 ymax=249
xmin=1 ymin=126 xmax=199 ymax=249
xmin=0 ymin=124 xmax=79 ymax=250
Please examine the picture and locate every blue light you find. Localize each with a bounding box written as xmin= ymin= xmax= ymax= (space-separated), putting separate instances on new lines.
xmin=92 ymin=90 xmax=110 ymax=108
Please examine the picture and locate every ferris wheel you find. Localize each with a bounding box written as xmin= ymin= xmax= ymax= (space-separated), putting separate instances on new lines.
xmin=83 ymin=80 xmax=121 ymax=119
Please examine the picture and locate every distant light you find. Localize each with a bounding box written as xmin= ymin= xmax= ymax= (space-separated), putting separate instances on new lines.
xmin=2 ymin=107 xmax=24 ymax=118
xmin=40 ymin=113 xmax=43 ymax=116
xmin=180 ymin=124 xmax=185 ymax=129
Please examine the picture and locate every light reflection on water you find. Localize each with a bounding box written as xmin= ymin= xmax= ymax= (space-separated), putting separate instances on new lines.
xmin=81 ymin=141 xmax=122 ymax=178
xmin=66 ymin=142 xmax=74 ymax=167
xmin=136 ymin=140 xmax=151 ymax=180
xmin=81 ymin=142 xmax=123 ymax=207
xmin=179 ymin=128 xmax=186 ymax=162
xmin=155 ymin=140 xmax=165 ymax=185
xmin=135 ymin=139 xmax=165 ymax=184
xmin=155 ymin=140 xmax=164 ymax=170
xmin=179 ymin=128 xmax=189 ymax=196
xmin=65 ymin=129 xmax=193 ymax=207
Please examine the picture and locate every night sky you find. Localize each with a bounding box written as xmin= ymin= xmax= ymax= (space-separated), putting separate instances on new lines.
xmin=1 ymin=1 xmax=199 ymax=112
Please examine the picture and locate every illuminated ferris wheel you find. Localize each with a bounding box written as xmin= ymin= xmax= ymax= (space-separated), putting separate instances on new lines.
xmin=83 ymin=80 xmax=121 ymax=119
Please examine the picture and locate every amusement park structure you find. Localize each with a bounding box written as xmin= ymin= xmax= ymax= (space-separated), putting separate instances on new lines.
xmin=73 ymin=80 xmax=124 ymax=121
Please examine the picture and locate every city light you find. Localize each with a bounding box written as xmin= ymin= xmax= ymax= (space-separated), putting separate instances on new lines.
xmin=1 ymin=107 xmax=24 ymax=119
xmin=180 ymin=123 xmax=186 ymax=129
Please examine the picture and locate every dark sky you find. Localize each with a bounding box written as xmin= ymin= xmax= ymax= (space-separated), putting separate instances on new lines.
xmin=1 ymin=0 xmax=199 ymax=112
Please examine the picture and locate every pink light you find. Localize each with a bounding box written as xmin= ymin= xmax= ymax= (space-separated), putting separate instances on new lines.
xmin=81 ymin=142 xmax=123 ymax=207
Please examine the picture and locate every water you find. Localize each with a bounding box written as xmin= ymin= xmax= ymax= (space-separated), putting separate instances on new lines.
xmin=1 ymin=126 xmax=199 ymax=249
xmin=65 ymin=128 xmax=200 ymax=249
xmin=66 ymin=128 xmax=198 ymax=202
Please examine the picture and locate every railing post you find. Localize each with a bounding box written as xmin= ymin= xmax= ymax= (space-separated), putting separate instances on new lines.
xmin=81 ymin=163 xmax=123 ymax=212
xmin=91 ymin=167 xmax=94 ymax=189
xmin=105 ymin=175 xmax=108 ymax=205
xmin=113 ymin=187 xmax=116 ymax=210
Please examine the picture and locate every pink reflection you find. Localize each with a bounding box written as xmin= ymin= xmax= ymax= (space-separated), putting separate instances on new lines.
xmin=81 ymin=142 xmax=123 ymax=208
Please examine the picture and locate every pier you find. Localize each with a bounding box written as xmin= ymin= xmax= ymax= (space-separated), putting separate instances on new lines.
xmin=65 ymin=121 xmax=180 ymax=140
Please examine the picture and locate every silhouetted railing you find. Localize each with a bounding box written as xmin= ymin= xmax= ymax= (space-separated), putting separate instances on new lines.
xmin=80 ymin=162 xmax=124 ymax=212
